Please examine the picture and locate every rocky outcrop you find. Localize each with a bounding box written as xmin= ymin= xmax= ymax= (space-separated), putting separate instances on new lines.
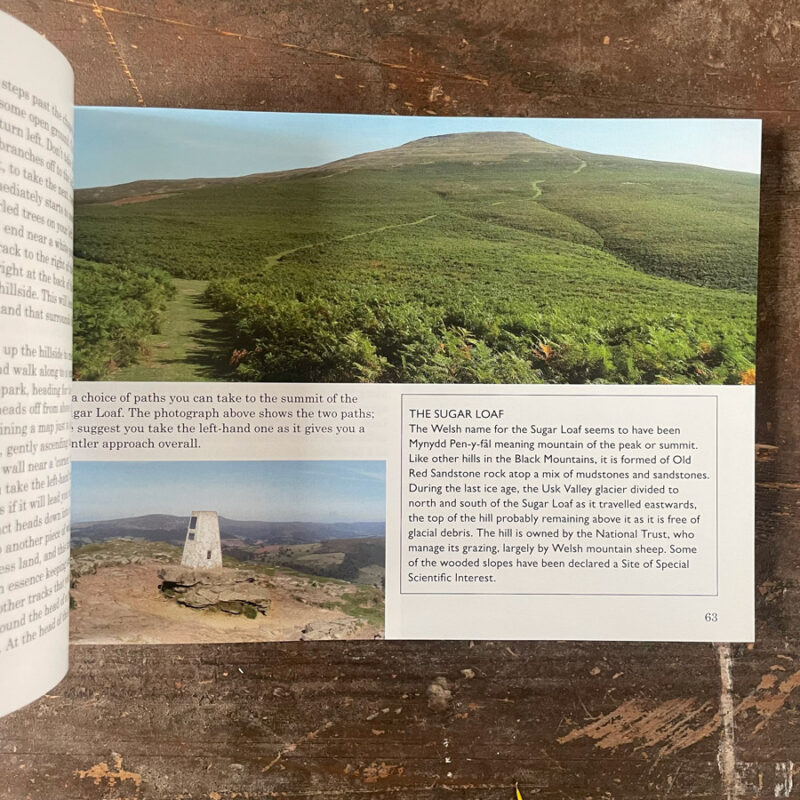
xmin=158 ymin=566 xmax=271 ymax=616
xmin=72 ymin=538 xmax=180 ymax=579
xmin=300 ymin=618 xmax=360 ymax=640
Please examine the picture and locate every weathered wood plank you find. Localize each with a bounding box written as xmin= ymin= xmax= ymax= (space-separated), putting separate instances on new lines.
xmin=5 ymin=0 xmax=800 ymax=115
xmin=1 ymin=640 xmax=728 ymax=799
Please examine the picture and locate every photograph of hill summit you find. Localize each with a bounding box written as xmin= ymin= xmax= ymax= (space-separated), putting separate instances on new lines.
xmin=73 ymin=113 xmax=760 ymax=385
xmin=70 ymin=460 xmax=386 ymax=644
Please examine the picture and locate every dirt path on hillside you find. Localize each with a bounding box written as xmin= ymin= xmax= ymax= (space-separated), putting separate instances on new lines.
xmin=530 ymin=158 xmax=585 ymax=203
xmin=263 ymin=213 xmax=439 ymax=268
xmin=571 ymin=156 xmax=587 ymax=174
xmin=70 ymin=561 xmax=383 ymax=644
xmin=110 ymin=278 xmax=232 ymax=382
xmin=109 ymin=216 xmax=438 ymax=381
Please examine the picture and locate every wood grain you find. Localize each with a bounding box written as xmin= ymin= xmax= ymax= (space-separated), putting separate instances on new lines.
xmin=1 ymin=1 xmax=799 ymax=797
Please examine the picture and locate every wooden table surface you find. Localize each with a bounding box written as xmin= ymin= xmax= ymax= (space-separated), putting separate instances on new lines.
xmin=1 ymin=2 xmax=798 ymax=798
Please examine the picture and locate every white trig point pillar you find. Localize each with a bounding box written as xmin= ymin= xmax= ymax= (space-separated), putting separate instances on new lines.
xmin=181 ymin=511 xmax=223 ymax=569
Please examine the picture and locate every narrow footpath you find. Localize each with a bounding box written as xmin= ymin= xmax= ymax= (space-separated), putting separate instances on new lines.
xmin=110 ymin=278 xmax=231 ymax=382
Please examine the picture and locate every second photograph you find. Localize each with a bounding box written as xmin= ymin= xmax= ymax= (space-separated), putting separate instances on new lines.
xmin=69 ymin=460 xmax=386 ymax=644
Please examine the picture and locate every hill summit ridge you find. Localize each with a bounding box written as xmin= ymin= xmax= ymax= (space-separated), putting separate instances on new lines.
xmin=334 ymin=130 xmax=564 ymax=167
xmin=397 ymin=131 xmax=550 ymax=147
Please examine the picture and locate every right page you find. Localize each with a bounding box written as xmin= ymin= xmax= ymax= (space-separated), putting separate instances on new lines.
xmin=70 ymin=112 xmax=759 ymax=642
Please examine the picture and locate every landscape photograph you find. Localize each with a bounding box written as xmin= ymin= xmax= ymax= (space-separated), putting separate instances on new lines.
xmin=70 ymin=460 xmax=386 ymax=644
xmin=73 ymin=112 xmax=760 ymax=385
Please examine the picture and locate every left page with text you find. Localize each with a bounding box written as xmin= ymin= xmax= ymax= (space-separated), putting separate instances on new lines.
xmin=0 ymin=11 xmax=73 ymax=717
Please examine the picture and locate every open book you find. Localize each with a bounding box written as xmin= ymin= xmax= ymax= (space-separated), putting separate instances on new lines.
xmin=0 ymin=10 xmax=759 ymax=717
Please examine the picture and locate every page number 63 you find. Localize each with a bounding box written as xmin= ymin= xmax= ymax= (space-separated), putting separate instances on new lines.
xmin=704 ymin=612 xmax=719 ymax=622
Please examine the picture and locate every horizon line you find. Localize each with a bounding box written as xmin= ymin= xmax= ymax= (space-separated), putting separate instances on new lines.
xmin=72 ymin=514 xmax=386 ymax=525
xmin=75 ymin=128 xmax=761 ymax=190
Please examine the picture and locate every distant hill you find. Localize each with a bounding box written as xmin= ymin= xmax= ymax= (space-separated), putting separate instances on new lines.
xmin=74 ymin=132 xmax=567 ymax=206
xmin=75 ymin=131 xmax=759 ymax=292
xmin=72 ymin=514 xmax=385 ymax=545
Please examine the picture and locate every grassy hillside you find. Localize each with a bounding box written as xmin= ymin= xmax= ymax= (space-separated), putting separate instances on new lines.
xmin=74 ymin=132 xmax=759 ymax=384
xmin=73 ymin=256 xmax=174 ymax=379
xmin=239 ymin=537 xmax=386 ymax=586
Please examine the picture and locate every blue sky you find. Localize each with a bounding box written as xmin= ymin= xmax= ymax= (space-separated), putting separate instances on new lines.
xmin=71 ymin=460 xmax=386 ymax=523
xmin=74 ymin=109 xmax=762 ymax=188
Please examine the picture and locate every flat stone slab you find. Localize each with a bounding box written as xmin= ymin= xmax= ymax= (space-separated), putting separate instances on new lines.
xmin=300 ymin=618 xmax=361 ymax=641
xmin=159 ymin=565 xmax=271 ymax=615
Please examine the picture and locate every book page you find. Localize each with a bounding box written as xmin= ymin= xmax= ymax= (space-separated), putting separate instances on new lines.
xmin=0 ymin=11 xmax=73 ymax=716
xmin=70 ymin=111 xmax=757 ymax=644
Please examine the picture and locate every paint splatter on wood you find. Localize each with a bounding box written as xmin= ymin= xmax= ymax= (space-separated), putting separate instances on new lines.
xmin=75 ymin=752 xmax=142 ymax=789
